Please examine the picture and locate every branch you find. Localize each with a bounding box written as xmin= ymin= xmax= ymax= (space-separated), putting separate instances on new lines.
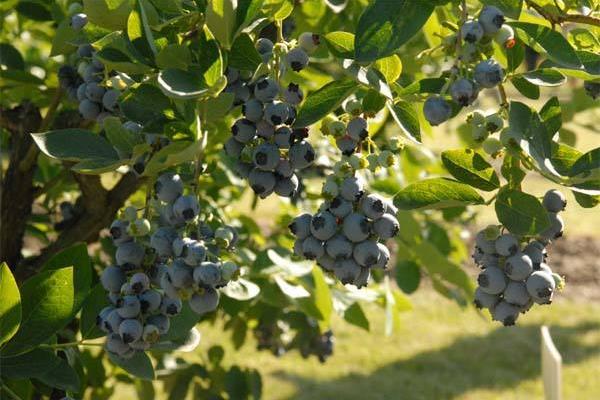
xmin=524 ymin=0 xmax=600 ymax=27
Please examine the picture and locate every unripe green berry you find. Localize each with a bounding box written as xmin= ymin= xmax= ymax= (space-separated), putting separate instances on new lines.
xmin=322 ymin=178 xmax=339 ymax=198
xmin=482 ymin=137 xmax=503 ymax=156
xmin=122 ymin=206 xmax=138 ymax=222
xmin=377 ymin=150 xmax=395 ymax=167
xmin=344 ymin=99 xmax=363 ymax=116
xmin=485 ymin=113 xmax=504 ymax=132
xmin=327 ymin=120 xmax=346 ymax=138
xmin=129 ymin=218 xmax=151 ymax=236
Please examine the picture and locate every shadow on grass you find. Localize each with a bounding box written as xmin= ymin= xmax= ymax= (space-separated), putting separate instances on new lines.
xmin=274 ymin=321 xmax=600 ymax=400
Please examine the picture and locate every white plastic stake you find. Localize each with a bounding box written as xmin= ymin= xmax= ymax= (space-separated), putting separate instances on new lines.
xmin=541 ymin=325 xmax=562 ymax=400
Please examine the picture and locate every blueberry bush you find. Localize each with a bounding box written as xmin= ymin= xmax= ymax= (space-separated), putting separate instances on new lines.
xmin=1 ymin=0 xmax=599 ymax=398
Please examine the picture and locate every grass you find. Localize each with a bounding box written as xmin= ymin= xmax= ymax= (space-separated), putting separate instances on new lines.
xmin=194 ymin=290 xmax=600 ymax=400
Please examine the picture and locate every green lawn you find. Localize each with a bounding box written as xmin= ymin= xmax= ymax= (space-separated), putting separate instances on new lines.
xmin=196 ymin=290 xmax=600 ymax=400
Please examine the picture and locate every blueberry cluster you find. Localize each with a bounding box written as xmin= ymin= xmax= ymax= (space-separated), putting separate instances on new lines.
xmin=96 ymin=172 xmax=239 ymax=359
xmin=584 ymin=81 xmax=600 ymax=100
xmin=472 ymin=190 xmax=567 ymax=326
xmin=289 ymin=175 xmax=399 ymax=287
xmin=223 ymin=34 xmax=320 ymax=198
xmin=322 ymin=113 xmax=369 ymax=157
xmin=424 ymin=6 xmax=514 ymax=126
xmin=466 ymin=110 xmax=504 ymax=155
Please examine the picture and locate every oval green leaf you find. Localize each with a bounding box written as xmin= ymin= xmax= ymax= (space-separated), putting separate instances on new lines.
xmin=387 ymin=100 xmax=421 ymax=143
xmin=294 ymin=78 xmax=357 ymax=127
xmin=323 ymin=31 xmax=355 ymax=59
xmin=441 ymin=149 xmax=500 ymax=191
xmin=495 ymin=188 xmax=551 ymax=236
xmin=0 ymin=263 xmax=21 ymax=347
xmin=31 ymin=129 xmax=119 ymax=162
xmin=394 ymin=178 xmax=485 ymax=210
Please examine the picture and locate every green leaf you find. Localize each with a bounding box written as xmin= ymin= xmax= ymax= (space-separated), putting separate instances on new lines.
xmin=481 ymin=0 xmax=522 ymax=19
xmin=94 ymin=47 xmax=153 ymax=75
xmin=1 ymin=267 xmax=74 ymax=356
xmin=31 ymin=129 xmax=119 ymax=162
xmin=0 ymin=349 xmax=80 ymax=391
xmin=157 ymin=68 xmax=212 ymax=99
xmin=573 ymin=191 xmax=599 ymax=208
xmin=0 ymin=69 xmax=45 ymax=86
xmin=343 ymin=60 xmax=393 ymax=99
xmin=42 ymin=243 xmax=91 ymax=314
xmin=127 ymin=2 xmax=156 ymax=61
xmin=510 ymin=22 xmax=582 ymax=69
xmin=228 ymin=33 xmax=262 ymax=72
xmin=311 ymin=267 xmax=332 ymax=328
xmin=156 ymin=44 xmax=192 ymax=70
xmin=501 ymin=155 xmax=526 ymax=189
xmin=399 ymin=78 xmax=446 ymax=95
xmin=540 ymin=96 xmax=561 ymax=135
xmin=84 ymin=0 xmax=132 ymax=30
xmin=343 ymin=302 xmax=369 ymax=331
xmin=274 ymin=276 xmax=310 ymax=298
xmin=570 ymin=148 xmax=600 ymax=177
xmin=0 ymin=263 xmax=21 ymax=347
xmin=511 ymin=76 xmax=540 ymax=99
xmin=354 ymin=0 xmax=434 ymax=62
xmin=49 ymin=20 xmax=78 ymax=57
xmin=520 ymin=69 xmax=566 ymax=87
xmin=121 ymin=83 xmax=171 ymax=124
xmin=109 ymin=351 xmax=155 ymax=380
xmin=323 ymin=31 xmax=355 ymax=59
xmin=441 ymin=149 xmax=500 ymax=191
xmin=506 ymin=41 xmax=525 ymax=72
xmin=206 ymin=0 xmax=237 ymax=49
xmin=0 ymin=44 xmax=24 ymax=70
xmin=294 ymin=79 xmax=357 ymax=127
xmin=394 ymin=178 xmax=485 ymax=210
xmin=262 ymin=0 xmax=293 ymax=20
xmin=197 ymin=26 xmax=224 ymax=87
xmin=221 ymin=278 xmax=260 ymax=300
xmin=160 ymin=302 xmax=202 ymax=342
xmin=71 ymin=158 xmax=125 ymax=174
xmin=143 ymin=140 xmax=202 ymax=176
xmin=374 ymin=55 xmax=402 ymax=83
xmin=16 ymin=0 xmax=51 ymax=21
xmin=80 ymin=283 xmax=109 ymax=340
xmin=395 ymin=260 xmax=420 ymax=294
xmin=495 ymin=188 xmax=551 ymax=236
xmin=551 ymin=142 xmax=581 ymax=176
xmin=104 ymin=117 xmax=143 ymax=156
xmin=387 ymin=101 xmax=421 ymax=143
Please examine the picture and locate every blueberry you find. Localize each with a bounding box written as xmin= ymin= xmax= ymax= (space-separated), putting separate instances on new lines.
xmin=97 ymin=306 xmax=115 ymax=332
xmin=477 ymin=266 xmax=507 ymax=295
xmin=274 ymin=126 xmax=293 ymax=149
xmin=103 ymin=309 xmax=123 ymax=333
xmin=584 ymin=81 xmax=600 ymax=100
xmin=293 ymin=237 xmax=306 ymax=257
xmin=473 ymin=287 xmax=500 ymax=309
xmin=147 ymin=314 xmax=170 ymax=334
xmin=523 ymin=241 xmax=546 ymax=266
xmin=264 ymin=101 xmax=289 ymax=125
xmin=333 ymin=258 xmax=361 ymax=285
xmin=173 ymin=195 xmax=200 ymax=221
xmin=373 ymin=214 xmax=400 ymax=240
xmin=329 ymin=196 xmax=353 ymax=218
xmin=142 ymin=324 xmax=161 ymax=344
xmin=150 ymin=227 xmax=178 ymax=258
xmin=123 ymin=121 xmax=143 ymax=133
xmin=117 ymin=295 xmax=141 ymax=318
xmin=225 ymin=67 xmax=240 ymax=83
xmin=302 ymin=236 xmax=325 ymax=259
xmin=360 ymin=194 xmax=386 ymax=220
xmin=85 ymin=82 xmax=105 ymax=102
xmin=478 ymin=5 xmax=505 ymax=35
xmin=110 ymin=219 xmax=132 ymax=245
xmin=352 ymin=240 xmax=380 ymax=267
xmin=253 ymin=143 xmax=280 ymax=171
xmin=450 ymin=78 xmax=478 ymax=106
xmin=242 ymin=98 xmax=264 ymax=122
xmin=220 ymin=261 xmax=239 ymax=281
xmin=249 ymin=168 xmax=277 ymax=197
xmin=336 ymin=136 xmax=358 ymax=156
xmin=286 ymin=47 xmax=309 ymax=72
xmin=154 ymin=172 xmax=183 ymax=203
xmin=475 ymin=230 xmax=497 ymax=254
xmin=284 ymin=83 xmax=303 ymax=105
xmin=78 ymin=99 xmax=101 ymax=120
xmin=526 ymin=271 xmax=555 ymax=304
xmin=492 ymin=301 xmax=520 ymax=326
xmin=474 ymin=59 xmax=504 ymax=88
xmin=70 ymin=13 xmax=88 ymax=30
xmin=160 ymin=297 xmax=183 ymax=316
xmin=346 ymin=117 xmax=368 ymax=141
xmin=83 ymin=64 xmax=102 ymax=83
xmin=494 ymin=24 xmax=515 ymax=48
xmin=129 ymin=272 xmax=150 ymax=294
xmin=423 ymin=96 xmax=452 ymax=126
xmin=230 ymin=81 xmax=251 ymax=105
xmin=256 ymin=37 xmax=274 ymax=62
xmin=274 ymin=174 xmax=299 ymax=197
xmin=495 ymin=233 xmax=519 ymax=256
xmin=254 ymin=77 xmax=279 ymax=102
xmin=289 ymin=213 xmax=312 ymax=239
xmin=342 ymin=213 xmax=371 ymax=243
xmin=231 ymin=119 xmax=257 ymax=143
xmin=326 ymin=234 xmax=353 ymax=259
xmin=284 ymin=104 xmax=297 ymax=125
xmin=76 ymin=83 xmax=87 ymax=101
xmin=105 ymin=333 xmax=130 ymax=356
xmin=503 ymin=281 xmax=531 ymax=307
xmin=317 ymin=254 xmax=336 ymax=271
xmin=340 ymin=176 xmax=364 ymax=202
xmin=138 ymin=289 xmax=161 ymax=313
xmin=189 ymin=287 xmax=219 ymax=314
xmin=160 ymin=271 xmax=180 ymax=299
xmin=256 ymin=120 xmax=275 ymax=138
xmin=310 ymin=211 xmax=337 ymax=241
xmin=193 ymin=262 xmax=221 ymax=287
xmin=460 ymin=20 xmax=484 ymax=43
xmin=540 ymin=212 xmax=564 ymax=240
xmin=353 ymin=267 xmax=370 ymax=288
xmin=289 ymin=141 xmax=315 ymax=169
xmin=118 ymin=318 xmax=143 ymax=343
xmin=505 ymin=252 xmax=533 ymax=281
xmin=224 ymin=137 xmax=244 ymax=158
xmin=102 ymin=89 xmax=120 ymax=111
xmin=298 ymin=32 xmax=320 ymax=53
xmin=481 ymin=253 xmax=501 ymax=269
xmin=485 ymin=113 xmax=504 ymax=132
xmin=542 ymin=190 xmax=566 ymax=212
xmin=168 ymin=259 xmax=193 ymax=289
xmin=116 ymin=241 xmax=145 ymax=269
xmin=183 ymin=240 xmax=207 ymax=266
xmin=482 ymin=137 xmax=502 ymax=155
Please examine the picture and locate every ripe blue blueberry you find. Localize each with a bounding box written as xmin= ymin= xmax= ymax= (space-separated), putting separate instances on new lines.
xmin=346 ymin=117 xmax=368 ymax=142
xmin=168 ymin=259 xmax=193 ymax=289
xmin=76 ymin=83 xmax=87 ymax=101
xmin=505 ymin=252 xmax=533 ymax=281
xmin=329 ymin=196 xmax=352 ymax=218
xmin=526 ymin=271 xmax=555 ymax=304
xmin=298 ymin=32 xmax=320 ymax=53
xmin=289 ymin=141 xmax=316 ymax=169
xmin=160 ymin=297 xmax=183 ymax=316
xmin=129 ymin=272 xmax=150 ymax=294
xmin=293 ymin=237 xmax=306 ymax=257
xmin=423 ymin=96 xmax=452 ymax=126
xmin=183 ymin=240 xmax=207 ymax=266
xmin=503 ymin=281 xmax=531 ymax=307
xmin=97 ymin=306 xmax=115 ymax=332
xmin=495 ymin=233 xmax=519 ymax=256
xmin=102 ymin=89 xmax=120 ymax=111
xmin=249 ymin=168 xmax=277 ymax=197
xmin=477 ymin=266 xmax=507 ymax=295
xmin=474 ymin=59 xmax=504 ymax=88
xmin=231 ymin=118 xmax=257 ymax=143
xmin=189 ymin=287 xmax=220 ymax=314
xmin=147 ymin=314 xmax=170 ymax=334
xmin=138 ymin=289 xmax=162 ymax=313
xmin=104 ymin=309 xmax=123 ymax=333
xmin=78 ymin=99 xmax=101 ymax=120
xmin=173 ymin=195 xmax=200 ymax=221
xmin=85 ymin=82 xmax=105 ymax=102
xmin=540 ymin=212 xmax=564 ymax=240
xmin=160 ymin=271 xmax=180 ymax=299
xmin=473 ymin=287 xmax=500 ymax=309
xmin=372 ymin=243 xmax=390 ymax=269
xmin=105 ymin=333 xmax=131 ymax=356
xmin=274 ymin=174 xmax=299 ymax=197
xmin=584 ymin=81 xmax=600 ymax=100
xmin=117 ymin=295 xmax=141 ymax=318
xmin=492 ymin=301 xmax=520 ymax=326
xmin=523 ymin=241 xmax=546 ymax=266
xmin=255 ymin=38 xmax=274 ymax=62
xmin=70 ymin=13 xmax=88 ymax=30
xmin=77 ymin=43 xmax=94 ymax=58
xmin=119 ymin=318 xmax=143 ymax=343
xmin=342 ymin=213 xmax=371 ymax=243
xmin=264 ymin=101 xmax=289 ymax=125
xmin=284 ymin=104 xmax=296 ymax=125
xmin=150 ymin=227 xmax=178 ymax=258
xmin=193 ymin=262 xmax=222 ymax=287
xmin=542 ymin=189 xmax=566 ymax=213
xmin=123 ymin=121 xmax=143 ymax=133
xmin=284 ymin=83 xmax=303 ymax=105
xmin=478 ymin=5 xmax=505 ymax=35
xmin=336 ymin=136 xmax=358 ymax=156
xmin=373 ymin=214 xmax=400 ymax=240
xmin=460 ymin=20 xmax=484 ymax=43
xmin=110 ymin=219 xmax=131 ymax=245
xmin=155 ymin=172 xmax=184 ymax=203
xmin=353 ymin=267 xmax=370 ymax=288
xmin=326 ymin=234 xmax=353 ymax=259
xmin=242 ymin=99 xmax=263 ymax=122
xmin=353 ymin=240 xmax=380 ymax=267
xmin=340 ymin=177 xmax=364 ymax=202
xmin=450 ymin=78 xmax=478 ymax=106
xmin=360 ymin=194 xmax=386 ymax=220
xmin=333 ymin=258 xmax=361 ymax=285
xmin=116 ymin=241 xmax=145 ymax=269
xmin=475 ymin=230 xmax=497 ymax=254
xmin=310 ymin=211 xmax=337 ymax=241
xmin=286 ymin=47 xmax=309 ymax=72
xmin=253 ymin=143 xmax=280 ymax=171
xmin=256 ymin=120 xmax=275 ymax=138
xmin=274 ymin=126 xmax=293 ymax=149
xmin=224 ymin=137 xmax=244 ymax=158
xmin=317 ymin=254 xmax=336 ymax=271
xmin=254 ymin=77 xmax=279 ymax=102
xmin=289 ymin=213 xmax=312 ymax=239
xmin=302 ymin=236 xmax=325 ymax=259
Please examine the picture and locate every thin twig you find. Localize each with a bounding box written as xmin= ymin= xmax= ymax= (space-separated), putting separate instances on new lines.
xmin=1 ymin=383 xmax=24 ymax=400
xmin=524 ymin=0 xmax=600 ymax=27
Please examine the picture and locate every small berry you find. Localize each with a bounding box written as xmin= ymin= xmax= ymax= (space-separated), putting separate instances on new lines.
xmin=298 ymin=32 xmax=320 ymax=53
xmin=495 ymin=234 xmax=519 ymax=256
xmin=189 ymin=287 xmax=219 ymax=314
xmin=70 ymin=13 xmax=88 ymax=30
xmin=526 ymin=271 xmax=555 ymax=304
xmin=461 ymin=20 xmax=484 ymax=43
xmin=474 ymin=59 xmax=504 ymax=88
xmin=289 ymin=141 xmax=315 ymax=169
xmin=474 ymin=287 xmax=500 ymax=309
xmin=492 ymin=301 xmax=520 ymax=326
xmin=477 ymin=266 xmax=507 ymax=295
xmin=450 ymin=78 xmax=478 ymax=107
xmin=173 ymin=195 xmax=200 ymax=221
xmin=342 ymin=213 xmax=371 ymax=243
xmin=286 ymin=47 xmax=309 ymax=72
xmin=155 ymin=172 xmax=183 ymax=203
xmin=505 ymin=252 xmax=533 ymax=281
xmin=542 ymin=190 xmax=566 ymax=213
xmin=478 ymin=6 xmax=505 ymax=35
xmin=423 ymin=96 xmax=452 ymax=126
